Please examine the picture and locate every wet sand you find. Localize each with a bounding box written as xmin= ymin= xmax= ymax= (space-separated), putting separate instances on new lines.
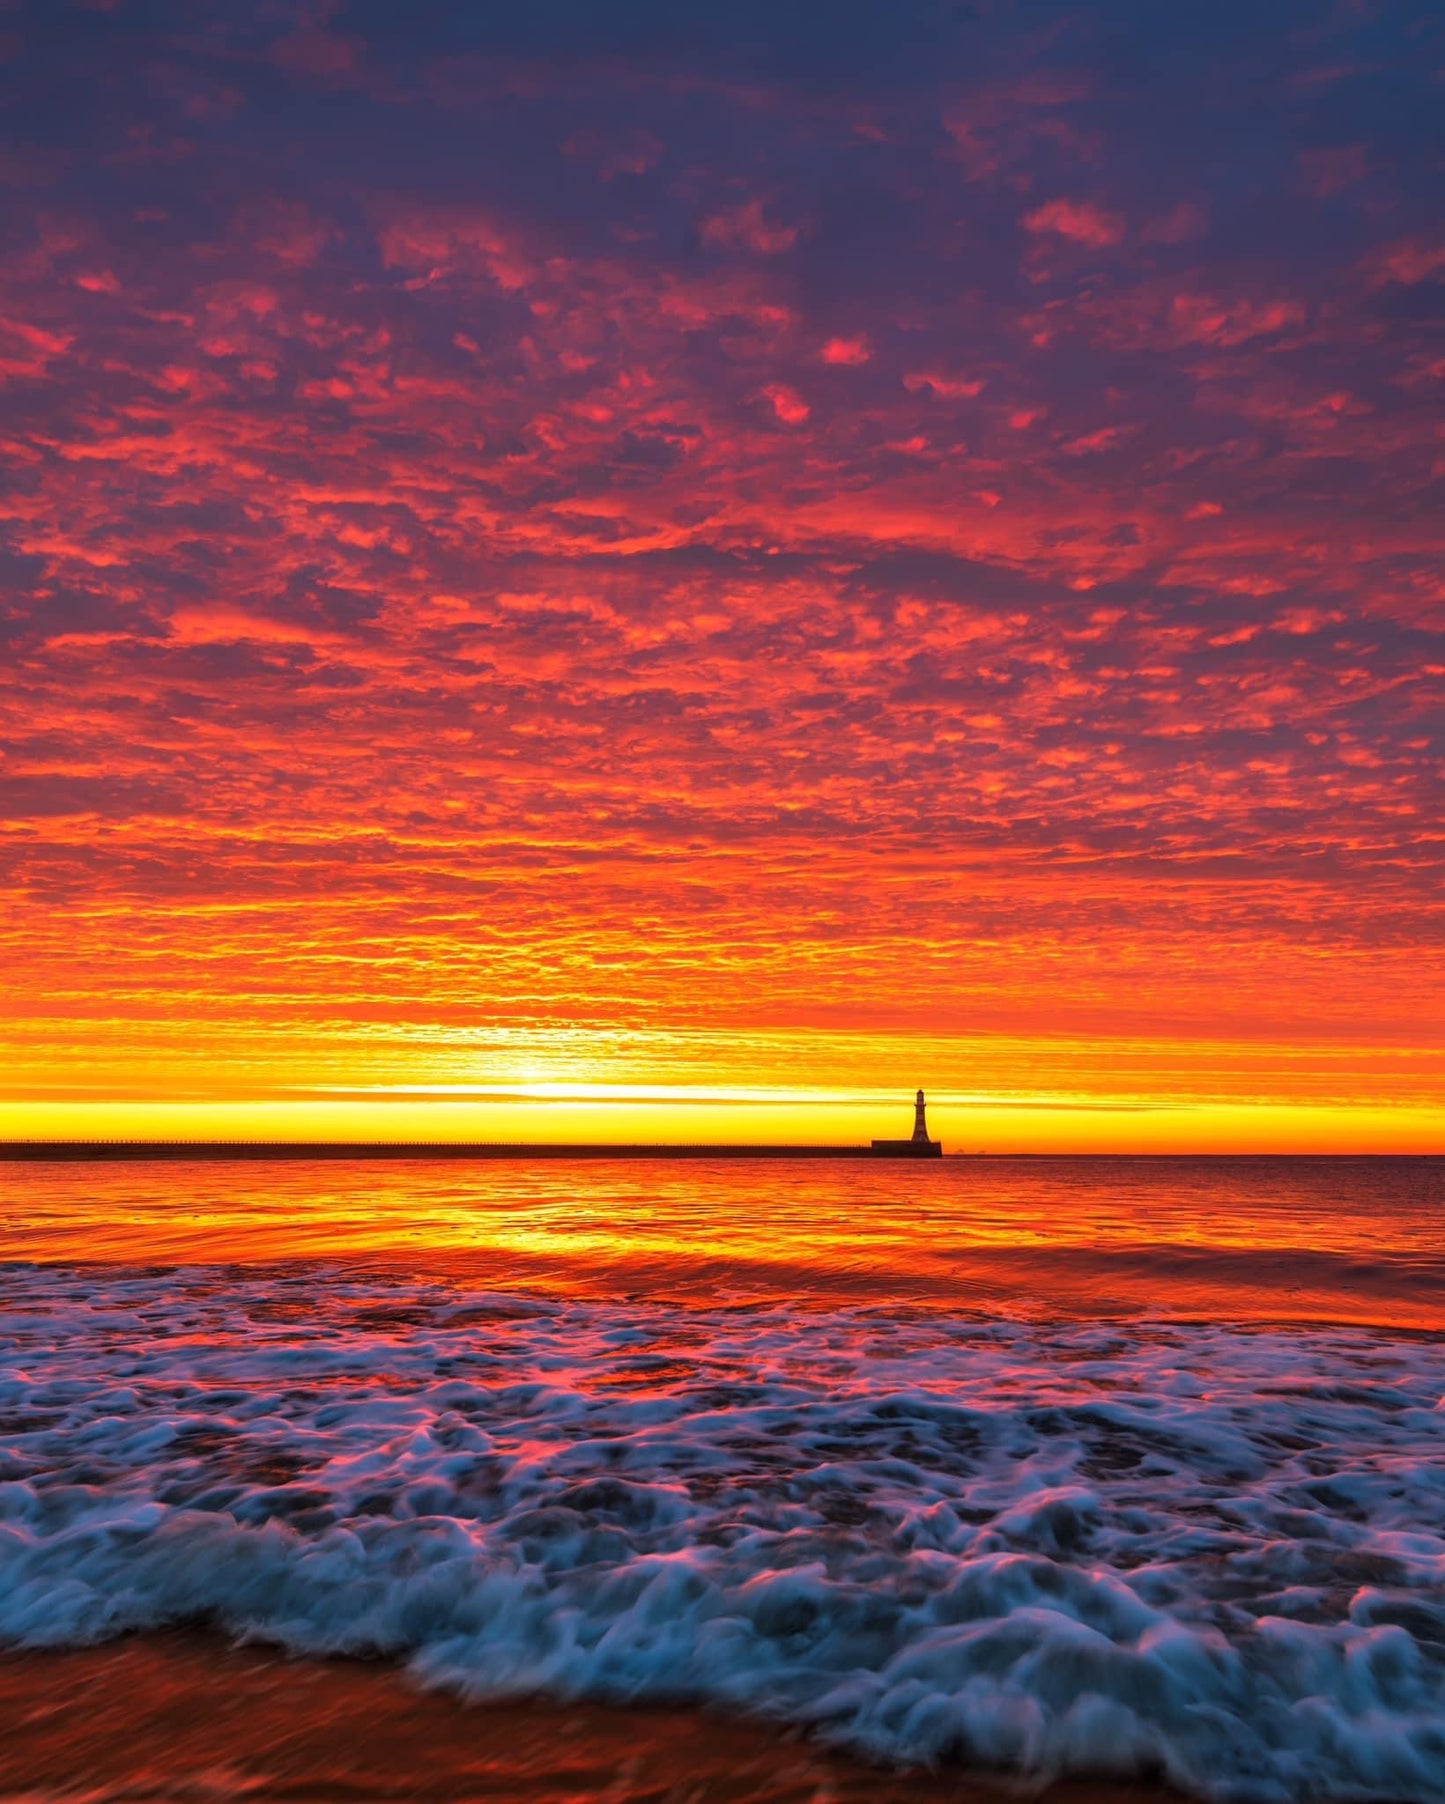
xmin=0 ymin=1636 xmax=1182 ymax=1804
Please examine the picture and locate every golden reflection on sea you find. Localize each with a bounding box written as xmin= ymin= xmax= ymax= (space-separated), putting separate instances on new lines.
xmin=2 ymin=1155 xmax=1439 ymax=1329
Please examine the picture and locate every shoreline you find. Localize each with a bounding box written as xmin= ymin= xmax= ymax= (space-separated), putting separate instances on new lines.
xmin=0 ymin=1633 xmax=1188 ymax=1804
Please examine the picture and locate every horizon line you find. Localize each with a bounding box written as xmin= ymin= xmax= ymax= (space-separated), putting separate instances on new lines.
xmin=0 ymin=1140 xmax=1437 ymax=1162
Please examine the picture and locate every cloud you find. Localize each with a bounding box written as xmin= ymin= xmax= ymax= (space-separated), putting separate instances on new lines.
xmin=903 ymin=370 xmax=984 ymax=399
xmin=270 ymin=26 xmax=363 ymax=83
xmin=761 ymin=382 xmax=810 ymax=422
xmin=0 ymin=0 xmax=1439 ymax=1072
xmin=1140 ymin=202 xmax=1207 ymax=244
xmin=1022 ymin=199 xmax=1124 ymax=248
xmin=1364 ymin=236 xmax=1445 ymax=288
xmin=820 ymin=335 xmax=871 ymax=365
xmin=700 ymin=199 xmax=799 ymax=255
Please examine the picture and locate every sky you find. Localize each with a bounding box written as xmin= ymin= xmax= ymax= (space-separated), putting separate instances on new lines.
xmin=0 ymin=0 xmax=1441 ymax=1149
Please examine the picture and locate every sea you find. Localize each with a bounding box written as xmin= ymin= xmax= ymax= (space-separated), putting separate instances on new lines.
xmin=0 ymin=1155 xmax=1442 ymax=1802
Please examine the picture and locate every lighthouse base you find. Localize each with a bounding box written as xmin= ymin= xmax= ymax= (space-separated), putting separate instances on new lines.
xmin=870 ymin=1138 xmax=943 ymax=1158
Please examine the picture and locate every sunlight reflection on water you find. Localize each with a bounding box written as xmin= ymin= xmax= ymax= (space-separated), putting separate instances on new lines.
xmin=2 ymin=1155 xmax=1439 ymax=1327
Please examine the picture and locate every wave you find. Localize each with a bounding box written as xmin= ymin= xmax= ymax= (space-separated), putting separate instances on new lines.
xmin=1 ymin=1263 xmax=1443 ymax=1801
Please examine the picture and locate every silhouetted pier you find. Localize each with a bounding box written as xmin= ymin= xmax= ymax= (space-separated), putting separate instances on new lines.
xmin=0 ymin=1140 xmax=942 ymax=1163
xmin=0 ymin=1090 xmax=946 ymax=1163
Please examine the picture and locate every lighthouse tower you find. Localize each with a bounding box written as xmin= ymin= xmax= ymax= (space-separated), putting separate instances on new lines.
xmin=871 ymin=1088 xmax=943 ymax=1157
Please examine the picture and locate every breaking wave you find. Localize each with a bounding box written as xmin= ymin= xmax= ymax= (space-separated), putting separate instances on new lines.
xmin=1 ymin=1262 xmax=1443 ymax=1802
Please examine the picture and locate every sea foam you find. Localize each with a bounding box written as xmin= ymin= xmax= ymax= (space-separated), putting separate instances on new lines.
xmin=1 ymin=1262 xmax=1442 ymax=1801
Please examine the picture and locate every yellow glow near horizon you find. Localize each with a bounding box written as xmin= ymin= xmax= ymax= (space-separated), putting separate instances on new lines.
xmin=2 ymin=1093 xmax=1439 ymax=1155
xmin=2 ymin=1018 xmax=1440 ymax=1153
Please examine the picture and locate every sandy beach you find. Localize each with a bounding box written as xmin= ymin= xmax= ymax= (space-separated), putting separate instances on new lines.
xmin=0 ymin=1635 xmax=1190 ymax=1804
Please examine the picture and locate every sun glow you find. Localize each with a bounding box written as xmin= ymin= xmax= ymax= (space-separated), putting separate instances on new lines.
xmin=2 ymin=1013 xmax=1440 ymax=1151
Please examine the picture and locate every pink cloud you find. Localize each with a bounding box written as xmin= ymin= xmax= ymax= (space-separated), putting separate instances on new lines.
xmin=903 ymin=370 xmax=984 ymax=399
xmin=1167 ymin=293 xmax=1307 ymax=347
xmin=700 ymin=199 xmax=798 ymax=255
xmin=762 ymin=382 xmax=810 ymax=423
xmin=1023 ymin=198 xmax=1124 ymax=247
xmin=1141 ymin=202 xmax=1207 ymax=244
xmin=377 ymin=209 xmax=535 ymax=292
xmin=1364 ymin=236 xmax=1445 ymax=289
xmin=820 ymin=335 xmax=871 ymax=366
xmin=270 ymin=26 xmax=364 ymax=85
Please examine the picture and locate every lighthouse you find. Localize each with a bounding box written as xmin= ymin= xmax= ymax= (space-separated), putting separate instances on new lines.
xmin=871 ymin=1089 xmax=943 ymax=1157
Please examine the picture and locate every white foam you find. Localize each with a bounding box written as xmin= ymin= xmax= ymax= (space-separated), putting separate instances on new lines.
xmin=1 ymin=1264 xmax=1443 ymax=1801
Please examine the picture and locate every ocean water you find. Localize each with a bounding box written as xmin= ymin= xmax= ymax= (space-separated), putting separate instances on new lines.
xmin=0 ymin=1157 xmax=1442 ymax=1801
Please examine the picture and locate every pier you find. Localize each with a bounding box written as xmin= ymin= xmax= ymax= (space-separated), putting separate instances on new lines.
xmin=0 ymin=1092 xmax=945 ymax=1162
xmin=0 ymin=1141 xmax=940 ymax=1162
